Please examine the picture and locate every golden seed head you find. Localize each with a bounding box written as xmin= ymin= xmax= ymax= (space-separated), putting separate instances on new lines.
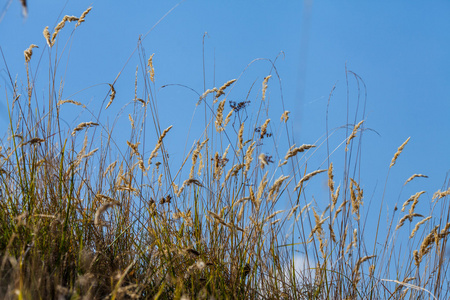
xmin=262 ymin=75 xmax=271 ymax=101
xmin=280 ymin=110 xmax=290 ymax=123
xmin=390 ymin=137 xmax=410 ymax=168
xmin=76 ymin=7 xmax=92 ymax=28
xmin=24 ymin=44 xmax=38 ymax=63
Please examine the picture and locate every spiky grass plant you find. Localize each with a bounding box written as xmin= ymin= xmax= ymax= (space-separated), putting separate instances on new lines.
xmin=1 ymin=7 xmax=449 ymax=300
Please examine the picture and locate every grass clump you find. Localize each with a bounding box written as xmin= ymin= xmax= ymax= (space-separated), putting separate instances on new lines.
xmin=1 ymin=7 xmax=450 ymax=300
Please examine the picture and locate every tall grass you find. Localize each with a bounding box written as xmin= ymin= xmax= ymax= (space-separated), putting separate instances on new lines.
xmin=1 ymin=8 xmax=450 ymax=299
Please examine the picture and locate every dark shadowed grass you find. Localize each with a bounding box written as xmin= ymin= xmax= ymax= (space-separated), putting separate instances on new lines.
xmin=1 ymin=8 xmax=450 ymax=300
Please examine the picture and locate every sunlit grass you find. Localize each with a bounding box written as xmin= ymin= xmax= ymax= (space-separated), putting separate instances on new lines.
xmin=0 ymin=8 xmax=449 ymax=300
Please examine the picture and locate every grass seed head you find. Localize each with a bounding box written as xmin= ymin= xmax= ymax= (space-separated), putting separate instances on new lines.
xmin=390 ymin=137 xmax=410 ymax=168
xmin=261 ymin=75 xmax=271 ymax=101
xmin=43 ymin=26 xmax=51 ymax=47
xmin=105 ymin=84 xmax=116 ymax=109
xmin=215 ymin=79 xmax=236 ymax=98
xmin=294 ymin=169 xmax=326 ymax=192
xmin=345 ymin=120 xmax=364 ymax=151
xmin=147 ymin=53 xmax=155 ymax=82
xmin=404 ymin=174 xmax=428 ymax=185
xmin=76 ymin=7 xmax=92 ymax=28
xmin=24 ymin=44 xmax=38 ymax=63
xmin=280 ymin=110 xmax=290 ymax=122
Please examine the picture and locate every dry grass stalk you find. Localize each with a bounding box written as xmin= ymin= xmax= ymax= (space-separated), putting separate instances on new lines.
xmin=287 ymin=204 xmax=300 ymax=220
xmin=223 ymin=109 xmax=233 ymax=128
xmin=71 ymin=121 xmax=99 ymax=136
xmin=224 ymin=163 xmax=244 ymax=183
xmin=408 ymin=191 xmax=425 ymax=216
xmin=353 ymin=255 xmax=376 ymax=286
xmin=214 ymin=99 xmax=226 ymax=132
xmin=255 ymin=171 xmax=268 ymax=212
xmin=128 ymin=114 xmax=135 ymax=129
xmin=148 ymin=125 xmax=173 ymax=165
xmin=401 ymin=191 xmax=425 ymax=212
xmin=432 ymin=187 xmax=450 ymax=201
xmin=404 ymin=174 xmax=428 ymax=185
xmin=115 ymin=163 xmax=124 ymax=187
xmin=439 ymin=222 xmax=450 ymax=238
xmin=183 ymin=178 xmax=203 ymax=187
xmin=208 ymin=211 xmax=227 ymax=227
xmin=243 ymin=141 xmax=256 ymax=177
xmin=261 ymin=75 xmax=271 ymax=101
xmin=24 ymin=44 xmax=38 ymax=63
xmin=328 ymin=162 xmax=335 ymax=194
xmin=346 ymin=228 xmax=358 ymax=254
xmin=127 ymin=141 xmax=140 ymax=157
xmin=419 ymin=225 xmax=439 ymax=259
xmin=369 ymin=265 xmax=375 ymax=277
xmin=237 ymin=201 xmax=246 ymax=222
xmin=237 ymin=122 xmax=244 ymax=154
xmin=284 ymin=144 xmax=316 ymax=160
xmin=345 ymin=120 xmax=364 ymax=151
xmin=82 ymin=148 xmax=98 ymax=160
xmin=215 ymin=79 xmax=236 ymax=99
xmin=103 ymin=161 xmax=117 ymax=177
xmin=116 ymin=185 xmax=138 ymax=195
xmin=147 ymin=53 xmax=155 ymax=82
xmin=308 ymin=208 xmax=328 ymax=240
xmin=136 ymin=98 xmax=146 ymax=106
xmin=94 ymin=199 xmax=121 ymax=226
xmin=260 ymin=119 xmax=270 ymax=139
xmin=232 ymin=197 xmax=251 ymax=209
xmin=294 ymin=169 xmax=326 ymax=192
xmin=76 ymin=7 xmax=92 ymax=28
xmin=172 ymin=182 xmax=182 ymax=197
xmin=43 ymin=26 xmax=51 ymax=47
xmin=328 ymin=223 xmax=336 ymax=243
xmin=410 ymin=216 xmax=432 ymax=239
xmin=57 ymin=99 xmax=85 ymax=107
xmin=331 ymin=185 xmax=340 ymax=213
xmin=249 ymin=186 xmax=256 ymax=206
xmin=413 ymin=249 xmax=421 ymax=266
xmin=105 ymin=84 xmax=116 ymax=109
xmin=222 ymin=144 xmax=230 ymax=161
xmin=158 ymin=174 xmax=163 ymax=188
xmin=74 ymin=134 xmax=88 ymax=162
xmin=350 ymin=178 xmax=363 ymax=220
xmin=188 ymin=139 xmax=208 ymax=179
xmin=297 ymin=202 xmax=312 ymax=221
xmin=50 ymin=16 xmax=79 ymax=47
xmin=197 ymin=152 xmax=204 ymax=176
xmin=197 ymin=87 xmax=218 ymax=105
xmin=396 ymin=213 xmax=424 ymax=231
xmin=320 ymin=204 xmax=330 ymax=220
xmin=223 ymin=163 xmax=236 ymax=184
xmin=264 ymin=210 xmax=284 ymax=223
xmin=268 ymin=175 xmax=289 ymax=202
xmin=334 ymin=200 xmax=348 ymax=221
xmin=390 ymin=137 xmax=410 ymax=168
xmin=280 ymin=110 xmax=290 ymax=123
xmin=354 ymin=255 xmax=376 ymax=272
xmin=318 ymin=234 xmax=326 ymax=259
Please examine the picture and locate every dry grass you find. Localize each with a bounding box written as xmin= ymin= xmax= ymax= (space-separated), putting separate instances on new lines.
xmin=0 ymin=8 xmax=449 ymax=300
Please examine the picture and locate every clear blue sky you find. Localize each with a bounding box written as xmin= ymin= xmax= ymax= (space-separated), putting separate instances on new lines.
xmin=1 ymin=0 xmax=450 ymax=270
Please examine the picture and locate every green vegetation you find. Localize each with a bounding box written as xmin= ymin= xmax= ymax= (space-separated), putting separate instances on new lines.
xmin=1 ymin=8 xmax=449 ymax=299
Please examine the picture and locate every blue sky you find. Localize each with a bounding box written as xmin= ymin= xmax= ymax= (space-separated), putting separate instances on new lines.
xmin=1 ymin=0 xmax=450 ymax=271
